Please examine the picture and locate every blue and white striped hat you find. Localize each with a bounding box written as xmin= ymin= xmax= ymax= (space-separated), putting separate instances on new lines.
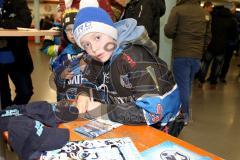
xmin=73 ymin=0 xmax=118 ymax=48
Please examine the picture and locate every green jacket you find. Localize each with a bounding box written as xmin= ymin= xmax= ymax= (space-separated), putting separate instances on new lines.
xmin=164 ymin=0 xmax=211 ymax=59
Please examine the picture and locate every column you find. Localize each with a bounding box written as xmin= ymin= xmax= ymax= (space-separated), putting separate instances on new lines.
xmin=34 ymin=0 xmax=40 ymax=43
xmin=159 ymin=0 xmax=176 ymax=67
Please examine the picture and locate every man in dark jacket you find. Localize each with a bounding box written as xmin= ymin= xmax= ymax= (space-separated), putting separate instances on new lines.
xmin=0 ymin=0 xmax=33 ymax=109
xmin=198 ymin=6 xmax=237 ymax=87
xmin=115 ymin=0 xmax=166 ymax=56
xmin=219 ymin=5 xmax=239 ymax=83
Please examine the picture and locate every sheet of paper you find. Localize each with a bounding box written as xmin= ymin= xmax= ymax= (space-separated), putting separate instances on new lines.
xmin=40 ymin=137 xmax=143 ymax=160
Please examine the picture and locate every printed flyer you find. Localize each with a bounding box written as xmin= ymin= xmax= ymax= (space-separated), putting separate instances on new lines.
xmin=40 ymin=137 xmax=142 ymax=160
xmin=141 ymin=141 xmax=212 ymax=160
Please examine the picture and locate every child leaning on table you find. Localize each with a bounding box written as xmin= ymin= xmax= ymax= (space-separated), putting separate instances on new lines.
xmin=51 ymin=8 xmax=87 ymax=101
xmin=73 ymin=0 xmax=184 ymax=137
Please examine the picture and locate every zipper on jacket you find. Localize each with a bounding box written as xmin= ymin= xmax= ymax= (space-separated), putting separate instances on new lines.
xmin=138 ymin=5 xmax=143 ymax=18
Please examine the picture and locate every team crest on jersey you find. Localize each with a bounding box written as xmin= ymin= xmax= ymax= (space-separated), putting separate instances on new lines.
xmin=122 ymin=53 xmax=136 ymax=68
xmin=67 ymin=75 xmax=81 ymax=85
xmin=120 ymin=74 xmax=132 ymax=88
xmin=148 ymin=103 xmax=163 ymax=123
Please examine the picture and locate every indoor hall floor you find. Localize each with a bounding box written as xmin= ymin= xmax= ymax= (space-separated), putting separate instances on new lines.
xmin=1 ymin=42 xmax=240 ymax=159
xmin=179 ymin=54 xmax=240 ymax=160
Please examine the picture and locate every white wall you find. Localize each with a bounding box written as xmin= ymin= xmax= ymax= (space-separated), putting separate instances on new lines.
xmin=159 ymin=0 xmax=176 ymax=67
xmin=28 ymin=3 xmax=58 ymax=25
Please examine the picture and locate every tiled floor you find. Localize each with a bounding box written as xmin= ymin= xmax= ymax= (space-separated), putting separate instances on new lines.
xmin=179 ymin=57 xmax=240 ymax=160
xmin=1 ymin=42 xmax=240 ymax=159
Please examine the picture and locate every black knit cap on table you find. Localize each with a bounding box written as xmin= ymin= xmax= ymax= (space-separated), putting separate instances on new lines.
xmin=8 ymin=115 xmax=69 ymax=160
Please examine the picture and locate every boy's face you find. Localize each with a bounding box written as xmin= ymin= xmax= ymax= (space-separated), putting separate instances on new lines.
xmin=80 ymin=32 xmax=117 ymax=63
xmin=65 ymin=24 xmax=76 ymax=44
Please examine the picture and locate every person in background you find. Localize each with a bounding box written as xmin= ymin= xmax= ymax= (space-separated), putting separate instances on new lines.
xmin=0 ymin=0 xmax=33 ymax=109
xmin=109 ymin=0 xmax=125 ymax=21
xmin=193 ymin=1 xmax=213 ymax=80
xmin=203 ymin=1 xmax=213 ymax=13
xmin=40 ymin=5 xmax=63 ymax=58
xmin=58 ymin=0 xmax=115 ymax=20
xmin=198 ymin=6 xmax=237 ymax=88
xmin=219 ymin=3 xmax=238 ymax=83
xmin=164 ymin=0 xmax=211 ymax=123
xmin=73 ymin=0 xmax=183 ymax=137
xmin=115 ymin=0 xmax=166 ymax=56
xmin=40 ymin=15 xmax=54 ymax=30
xmin=51 ymin=8 xmax=87 ymax=101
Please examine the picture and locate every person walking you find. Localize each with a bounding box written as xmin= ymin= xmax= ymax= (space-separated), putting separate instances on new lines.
xmin=164 ymin=0 xmax=211 ymax=123
xmin=198 ymin=6 xmax=237 ymax=87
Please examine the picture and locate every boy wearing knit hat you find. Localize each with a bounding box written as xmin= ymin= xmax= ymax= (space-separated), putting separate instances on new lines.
xmin=73 ymin=0 xmax=183 ymax=136
xmin=51 ymin=8 xmax=87 ymax=101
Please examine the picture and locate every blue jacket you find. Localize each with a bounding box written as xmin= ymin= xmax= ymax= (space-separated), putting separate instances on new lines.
xmin=51 ymin=43 xmax=83 ymax=71
xmin=53 ymin=43 xmax=86 ymax=101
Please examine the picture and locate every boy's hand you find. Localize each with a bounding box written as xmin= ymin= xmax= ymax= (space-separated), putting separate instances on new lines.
xmin=60 ymin=68 xmax=74 ymax=80
xmin=76 ymin=94 xmax=90 ymax=114
xmin=76 ymin=93 xmax=102 ymax=118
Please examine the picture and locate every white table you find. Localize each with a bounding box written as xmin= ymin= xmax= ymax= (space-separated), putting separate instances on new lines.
xmin=0 ymin=29 xmax=60 ymax=37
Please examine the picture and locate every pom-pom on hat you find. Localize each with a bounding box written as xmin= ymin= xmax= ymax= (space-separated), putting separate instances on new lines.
xmin=80 ymin=0 xmax=99 ymax=9
xmin=73 ymin=0 xmax=118 ymax=48
xmin=61 ymin=8 xmax=78 ymax=30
